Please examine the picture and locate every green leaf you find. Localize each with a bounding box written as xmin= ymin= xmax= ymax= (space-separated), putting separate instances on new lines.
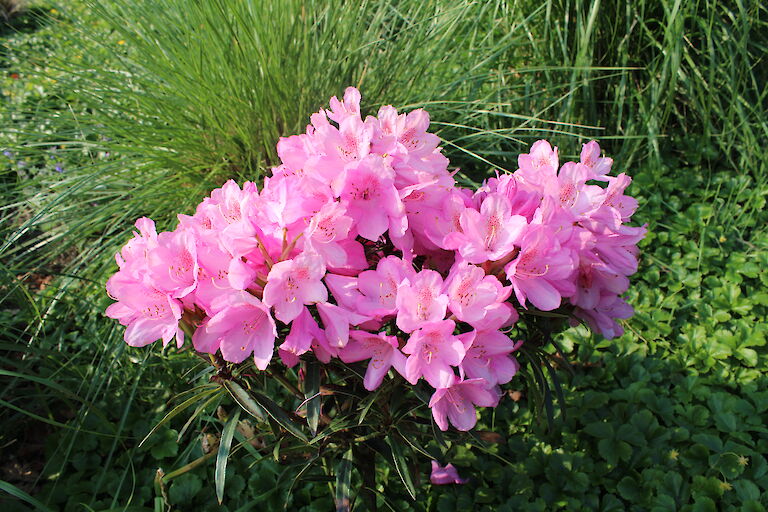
xmin=601 ymin=494 xmax=625 ymax=512
xmin=688 ymin=405 xmax=710 ymax=426
xmin=387 ymin=436 xmax=416 ymax=500
xmin=226 ymin=474 xmax=246 ymax=499
xmin=216 ymin=409 xmax=240 ymax=504
xmin=584 ymin=421 xmax=614 ymax=439
xmin=139 ymin=386 xmax=221 ymax=448
xmin=335 ymin=448 xmax=353 ymax=512
xmin=431 ymin=416 xmax=448 ymax=449
xmin=692 ymin=475 xmax=724 ymax=500
xmin=707 ymin=341 xmax=732 ymax=359
xmin=284 ymin=454 xmax=320 ymax=505
xmin=732 ymin=479 xmax=760 ymax=501
xmin=0 ymin=480 xmax=55 ymax=512
xmin=650 ymin=494 xmax=677 ymax=512
xmin=223 ymin=380 xmax=266 ymax=421
xmin=598 ymin=438 xmax=631 ymax=465
xmin=542 ymin=355 xmax=568 ymax=421
xmin=0 ymin=369 xmax=87 ymax=404
xmin=357 ymin=387 xmax=382 ymax=426
xmin=168 ymin=473 xmax=202 ymax=505
xmin=225 ymin=381 xmax=308 ymax=442
xmin=630 ymin=410 xmax=656 ymax=434
xmin=691 ymin=497 xmax=717 ymax=512
xmin=743 ymin=501 xmax=766 ymax=512
xmin=736 ymin=347 xmax=758 ymax=367
xmin=617 ymin=476 xmax=644 ymax=502
xmin=150 ymin=429 xmax=179 ymax=460
xmin=692 ymin=433 xmax=723 ymax=452
xmin=305 ymin=359 xmax=321 ymax=437
xmin=715 ymin=453 xmax=746 ymax=479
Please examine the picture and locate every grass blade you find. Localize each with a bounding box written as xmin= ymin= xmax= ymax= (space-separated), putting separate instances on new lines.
xmin=0 ymin=479 xmax=55 ymax=512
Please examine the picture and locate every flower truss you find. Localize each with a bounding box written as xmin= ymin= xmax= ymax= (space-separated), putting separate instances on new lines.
xmin=106 ymin=87 xmax=645 ymax=435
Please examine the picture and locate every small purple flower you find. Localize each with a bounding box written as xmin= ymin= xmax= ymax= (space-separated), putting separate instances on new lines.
xmin=55 ymin=165 xmax=64 ymax=173
xmin=3 ymin=151 xmax=12 ymax=158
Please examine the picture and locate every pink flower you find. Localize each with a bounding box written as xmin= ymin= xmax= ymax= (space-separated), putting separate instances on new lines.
xmin=418 ymin=189 xmax=469 ymax=250
xmin=430 ymin=461 xmax=469 ymax=485
xmin=395 ymin=269 xmax=449 ymax=333
xmin=105 ymin=279 xmax=184 ymax=348
xmin=338 ymin=330 xmax=407 ymax=390
xmin=263 ymin=252 xmax=328 ymax=323
xmin=326 ymin=86 xmax=362 ymax=124
xmin=570 ymin=247 xmax=629 ymax=311
xmin=316 ymin=302 xmax=370 ymax=349
xmin=276 ymin=133 xmax=316 ymax=175
xmin=203 ymin=180 xmax=261 ymax=256
xmin=551 ymin=162 xmax=594 ymax=217
xmin=192 ymin=291 xmax=277 ymax=368
xmin=429 ymin=377 xmax=500 ymax=431
xmin=444 ymin=194 xmax=527 ymax=263
xmin=402 ymin=320 xmax=465 ymax=388
xmin=599 ymin=173 xmax=638 ymax=222
xmin=357 ymin=256 xmax=416 ymax=317
xmin=516 ymin=140 xmax=559 ymax=188
xmin=324 ymin=274 xmax=366 ymax=311
xmin=394 ymin=109 xmax=441 ymax=157
xmin=115 ymin=217 xmax=157 ymax=274
xmin=259 ymin=173 xmax=326 ymax=235
xmin=336 ymin=156 xmax=405 ymax=241
xmin=305 ymin=201 xmax=354 ymax=268
xmin=278 ymin=307 xmax=324 ymax=366
xmin=505 ymin=224 xmax=576 ymax=311
xmin=491 ymin=174 xmax=542 ymax=221
xmin=313 ymin=115 xmax=373 ymax=182
xmin=193 ymin=244 xmax=236 ymax=314
xmin=444 ymin=262 xmax=510 ymax=326
xmin=460 ymin=330 xmax=522 ymax=386
xmin=574 ymin=294 xmax=634 ymax=339
xmin=580 ymin=140 xmax=613 ymax=180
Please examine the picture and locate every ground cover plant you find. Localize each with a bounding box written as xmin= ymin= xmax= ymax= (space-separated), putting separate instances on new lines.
xmin=1 ymin=0 xmax=766 ymax=510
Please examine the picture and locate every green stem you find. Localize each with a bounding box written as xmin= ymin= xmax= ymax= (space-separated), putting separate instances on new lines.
xmin=162 ymin=451 xmax=216 ymax=482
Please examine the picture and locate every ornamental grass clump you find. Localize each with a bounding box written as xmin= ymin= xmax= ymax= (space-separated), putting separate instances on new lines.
xmin=106 ymin=87 xmax=645 ymax=505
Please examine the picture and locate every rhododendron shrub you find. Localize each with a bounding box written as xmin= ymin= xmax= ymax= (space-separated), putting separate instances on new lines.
xmin=106 ymin=87 xmax=644 ymax=505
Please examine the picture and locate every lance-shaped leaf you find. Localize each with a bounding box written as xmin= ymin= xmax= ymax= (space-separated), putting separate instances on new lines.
xmin=141 ymin=386 xmax=222 ymax=448
xmin=284 ymin=453 xmax=320 ymax=509
xmin=304 ymin=359 xmax=322 ymax=436
xmin=224 ymin=381 xmax=308 ymax=442
xmin=216 ymin=409 xmax=240 ymax=504
xmin=542 ymin=354 xmax=567 ymax=422
xmin=335 ymin=448 xmax=354 ymax=512
xmin=386 ymin=436 xmax=416 ymax=500
xmin=222 ymin=380 xmax=265 ymax=421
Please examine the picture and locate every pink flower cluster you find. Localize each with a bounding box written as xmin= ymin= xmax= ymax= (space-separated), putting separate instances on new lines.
xmin=106 ymin=87 xmax=644 ymax=432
